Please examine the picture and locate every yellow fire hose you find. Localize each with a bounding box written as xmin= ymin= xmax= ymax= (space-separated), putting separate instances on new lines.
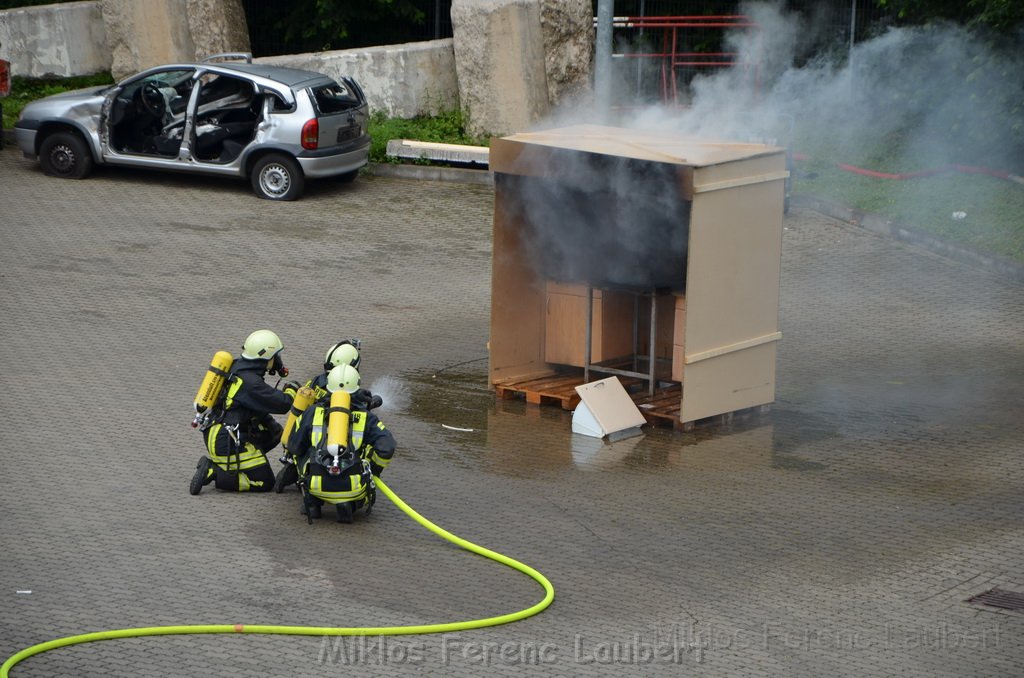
xmin=1 ymin=478 xmax=555 ymax=677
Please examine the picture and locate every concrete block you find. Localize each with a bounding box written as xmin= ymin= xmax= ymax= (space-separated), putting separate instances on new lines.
xmin=258 ymin=39 xmax=458 ymax=119
xmin=0 ymin=1 xmax=111 ymax=78
xmin=451 ymin=0 xmax=550 ymax=137
xmin=101 ymin=0 xmax=195 ymax=79
xmin=386 ymin=139 xmax=489 ymax=166
xmin=540 ymin=0 xmax=593 ymax=109
xmin=186 ymin=0 xmax=250 ymax=60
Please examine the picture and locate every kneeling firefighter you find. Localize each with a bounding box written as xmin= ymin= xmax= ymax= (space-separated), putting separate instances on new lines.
xmin=286 ymin=364 xmax=396 ymax=523
xmin=307 ymin=339 xmax=362 ymax=401
xmin=275 ymin=339 xmax=381 ymax=492
xmin=189 ymin=329 xmax=298 ymax=494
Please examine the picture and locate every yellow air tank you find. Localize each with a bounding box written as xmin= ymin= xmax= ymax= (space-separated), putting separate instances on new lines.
xmin=193 ymin=351 xmax=234 ymax=414
xmin=326 ymin=390 xmax=352 ymax=456
xmin=281 ymin=386 xmax=315 ymax=449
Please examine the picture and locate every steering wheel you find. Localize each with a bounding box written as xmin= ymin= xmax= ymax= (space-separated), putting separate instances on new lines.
xmin=140 ymin=81 xmax=166 ymax=118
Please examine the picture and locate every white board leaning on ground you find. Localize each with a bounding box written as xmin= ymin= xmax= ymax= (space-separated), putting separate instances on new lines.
xmin=572 ymin=377 xmax=647 ymax=440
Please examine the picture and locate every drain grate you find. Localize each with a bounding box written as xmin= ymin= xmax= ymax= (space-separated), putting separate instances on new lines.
xmin=967 ymin=588 xmax=1024 ymax=611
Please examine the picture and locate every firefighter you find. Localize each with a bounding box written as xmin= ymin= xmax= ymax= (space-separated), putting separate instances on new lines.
xmin=306 ymin=339 xmax=362 ymax=401
xmin=275 ymin=339 xmax=380 ymax=492
xmin=288 ymin=364 xmax=396 ymax=523
xmin=189 ymin=329 xmax=297 ymax=494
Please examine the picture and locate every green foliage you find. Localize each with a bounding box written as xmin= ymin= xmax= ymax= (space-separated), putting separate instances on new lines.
xmin=241 ymin=0 xmax=426 ymax=55
xmin=875 ymin=0 xmax=1024 ymax=32
xmin=366 ymin=110 xmax=489 ymax=163
xmin=1 ymin=74 xmax=114 ymax=130
xmin=794 ymin=135 xmax=1024 ymax=263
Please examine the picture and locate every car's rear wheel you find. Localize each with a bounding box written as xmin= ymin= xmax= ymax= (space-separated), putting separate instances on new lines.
xmin=251 ymin=153 xmax=304 ymax=201
xmin=39 ymin=132 xmax=94 ymax=179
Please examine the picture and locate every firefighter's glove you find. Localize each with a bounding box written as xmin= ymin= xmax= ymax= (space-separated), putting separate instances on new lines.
xmin=370 ymin=462 xmax=384 ymax=478
xmin=353 ymin=388 xmax=383 ymax=411
xmin=283 ymin=381 xmax=300 ymax=398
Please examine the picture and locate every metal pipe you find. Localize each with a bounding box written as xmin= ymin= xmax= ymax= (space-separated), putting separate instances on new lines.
xmin=594 ymin=0 xmax=615 ymax=114
xmin=648 ymin=292 xmax=656 ymax=396
xmin=849 ymin=0 xmax=857 ymax=63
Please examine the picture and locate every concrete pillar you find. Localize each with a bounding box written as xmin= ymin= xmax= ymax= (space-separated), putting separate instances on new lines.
xmin=540 ymin=0 xmax=593 ymax=110
xmin=102 ymin=0 xmax=249 ymax=79
xmin=187 ymin=0 xmax=250 ymax=61
xmin=451 ymin=0 xmax=550 ymax=138
xmin=101 ymin=0 xmax=195 ymax=79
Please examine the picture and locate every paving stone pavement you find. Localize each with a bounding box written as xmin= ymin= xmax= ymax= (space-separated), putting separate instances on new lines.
xmin=1 ymin=146 xmax=1023 ymax=677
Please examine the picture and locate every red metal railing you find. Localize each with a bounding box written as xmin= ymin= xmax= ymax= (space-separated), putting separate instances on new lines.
xmin=609 ymin=15 xmax=762 ymax=107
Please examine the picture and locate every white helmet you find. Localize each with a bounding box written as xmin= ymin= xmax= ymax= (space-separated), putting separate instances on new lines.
xmin=241 ymin=329 xmax=283 ymax=360
xmin=326 ymin=364 xmax=361 ymax=394
xmin=324 ymin=340 xmax=361 ymax=371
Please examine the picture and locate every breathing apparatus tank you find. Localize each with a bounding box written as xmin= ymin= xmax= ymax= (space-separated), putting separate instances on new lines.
xmin=192 ymin=351 xmax=234 ymax=427
xmin=326 ymin=390 xmax=352 ymax=474
xmin=281 ymin=386 xmax=315 ymax=449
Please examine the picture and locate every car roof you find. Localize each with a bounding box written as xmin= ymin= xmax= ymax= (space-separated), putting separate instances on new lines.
xmin=204 ymin=62 xmax=333 ymax=89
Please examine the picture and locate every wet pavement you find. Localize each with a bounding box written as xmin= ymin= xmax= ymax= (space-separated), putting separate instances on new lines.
xmin=1 ymin=144 xmax=1023 ymax=677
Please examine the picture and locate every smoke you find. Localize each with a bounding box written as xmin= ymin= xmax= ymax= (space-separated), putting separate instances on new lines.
xmin=506 ymin=2 xmax=1021 ymax=295
xmin=624 ymin=2 xmax=1024 ymax=174
xmin=503 ymin=159 xmax=690 ymax=290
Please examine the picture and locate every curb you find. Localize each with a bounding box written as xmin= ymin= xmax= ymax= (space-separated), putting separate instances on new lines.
xmin=365 ymin=162 xmax=492 ymax=186
xmin=791 ymin=194 xmax=1024 ymax=283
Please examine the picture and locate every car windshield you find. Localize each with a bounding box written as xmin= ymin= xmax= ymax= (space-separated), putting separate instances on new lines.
xmin=144 ymin=70 xmax=193 ymax=88
xmin=311 ymin=82 xmax=360 ymax=115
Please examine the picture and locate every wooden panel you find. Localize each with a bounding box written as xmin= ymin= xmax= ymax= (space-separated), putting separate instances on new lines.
xmin=673 ymin=294 xmax=686 ymax=342
xmin=544 ymin=290 xmax=589 ymax=366
xmin=671 ymin=344 xmax=685 ymax=382
xmin=672 ymin=294 xmax=686 ymax=382
xmin=488 ymin=178 xmax=545 ymax=384
xmin=543 ymin=283 xmax=635 ymax=367
xmin=684 ymin=179 xmax=784 ymax=355
xmin=680 ymin=342 xmax=777 ymax=423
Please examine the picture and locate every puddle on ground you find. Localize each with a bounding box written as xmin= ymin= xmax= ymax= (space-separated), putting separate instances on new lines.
xmin=394 ymin=365 xmax=840 ymax=477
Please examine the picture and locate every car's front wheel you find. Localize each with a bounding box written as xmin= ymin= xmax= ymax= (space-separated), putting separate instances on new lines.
xmin=251 ymin=153 xmax=304 ymax=201
xmin=39 ymin=132 xmax=94 ymax=179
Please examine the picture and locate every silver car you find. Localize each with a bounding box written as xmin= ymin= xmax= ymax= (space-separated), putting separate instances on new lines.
xmin=14 ymin=53 xmax=370 ymax=200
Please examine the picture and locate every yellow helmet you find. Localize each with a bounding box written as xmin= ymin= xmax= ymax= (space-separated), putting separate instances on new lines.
xmin=241 ymin=329 xmax=284 ymax=360
xmin=326 ymin=364 xmax=361 ymax=394
xmin=324 ymin=340 xmax=361 ymax=371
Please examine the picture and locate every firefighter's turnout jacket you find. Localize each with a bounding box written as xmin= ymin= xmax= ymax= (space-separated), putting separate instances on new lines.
xmin=204 ymin=357 xmax=294 ymax=492
xmin=287 ymin=399 xmax=396 ymax=506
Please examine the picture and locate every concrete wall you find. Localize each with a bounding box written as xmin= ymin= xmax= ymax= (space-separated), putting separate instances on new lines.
xmin=0 ymin=2 xmax=457 ymax=119
xmin=0 ymin=1 xmax=111 ymax=78
xmin=258 ymin=39 xmax=459 ymax=119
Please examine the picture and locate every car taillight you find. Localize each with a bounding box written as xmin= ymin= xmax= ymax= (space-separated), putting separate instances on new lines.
xmin=301 ymin=119 xmax=319 ymax=150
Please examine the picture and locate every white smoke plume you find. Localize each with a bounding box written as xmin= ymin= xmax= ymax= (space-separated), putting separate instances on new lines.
xmin=617 ymin=1 xmax=1024 ymax=174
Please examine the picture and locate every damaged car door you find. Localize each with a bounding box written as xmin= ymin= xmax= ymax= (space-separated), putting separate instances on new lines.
xmin=101 ymin=68 xmax=197 ymax=167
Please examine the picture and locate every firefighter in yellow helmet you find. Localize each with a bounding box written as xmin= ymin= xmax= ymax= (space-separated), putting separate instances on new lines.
xmin=307 ymin=339 xmax=362 ymax=400
xmin=275 ymin=338 xmax=381 ymax=492
xmin=189 ymin=330 xmax=298 ymax=494
xmin=285 ymin=364 xmax=396 ymax=522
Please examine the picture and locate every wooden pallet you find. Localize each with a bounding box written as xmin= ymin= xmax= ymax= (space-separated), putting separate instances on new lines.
xmin=631 ymin=384 xmax=683 ymax=427
xmin=495 ymin=372 xmax=587 ymax=410
xmin=494 ymin=371 xmax=769 ymax=432
xmin=495 ymin=370 xmax=679 ymax=422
